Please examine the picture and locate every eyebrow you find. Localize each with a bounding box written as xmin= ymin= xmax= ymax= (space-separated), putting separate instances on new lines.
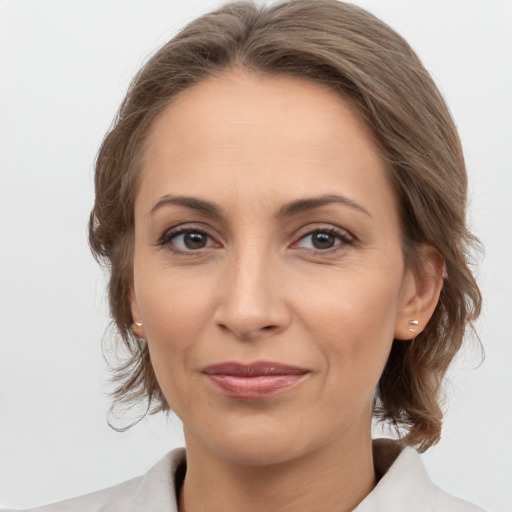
xmin=150 ymin=195 xmax=222 ymax=217
xmin=150 ymin=193 xmax=371 ymax=218
xmin=278 ymin=194 xmax=371 ymax=218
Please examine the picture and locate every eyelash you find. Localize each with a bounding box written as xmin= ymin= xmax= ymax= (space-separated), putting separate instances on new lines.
xmin=157 ymin=227 xmax=214 ymax=254
xmin=157 ymin=226 xmax=354 ymax=255
xmin=294 ymin=228 xmax=354 ymax=254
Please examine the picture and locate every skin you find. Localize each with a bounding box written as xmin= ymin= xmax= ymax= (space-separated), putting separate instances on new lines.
xmin=130 ymin=69 xmax=443 ymax=512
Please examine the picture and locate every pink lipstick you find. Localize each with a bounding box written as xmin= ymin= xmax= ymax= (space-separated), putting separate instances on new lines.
xmin=201 ymin=361 xmax=309 ymax=399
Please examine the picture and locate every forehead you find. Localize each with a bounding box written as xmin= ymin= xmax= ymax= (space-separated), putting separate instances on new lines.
xmin=145 ymin=68 xmax=380 ymax=161
xmin=138 ymin=69 xmax=395 ymax=221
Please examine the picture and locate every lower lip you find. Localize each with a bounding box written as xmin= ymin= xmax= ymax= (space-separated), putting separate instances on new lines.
xmin=204 ymin=374 xmax=307 ymax=399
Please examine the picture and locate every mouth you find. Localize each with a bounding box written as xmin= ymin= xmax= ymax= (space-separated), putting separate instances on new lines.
xmin=201 ymin=361 xmax=310 ymax=399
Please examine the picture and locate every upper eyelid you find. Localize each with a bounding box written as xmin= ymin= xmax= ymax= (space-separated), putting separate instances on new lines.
xmin=292 ymin=228 xmax=354 ymax=249
xmin=293 ymin=224 xmax=354 ymax=241
xmin=160 ymin=223 xmax=351 ymax=238
xmin=158 ymin=224 xmax=354 ymax=253
xmin=160 ymin=226 xmax=216 ymax=244
xmin=159 ymin=222 xmax=219 ymax=241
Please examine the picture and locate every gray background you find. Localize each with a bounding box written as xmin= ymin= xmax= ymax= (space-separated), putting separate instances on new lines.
xmin=1 ymin=0 xmax=511 ymax=510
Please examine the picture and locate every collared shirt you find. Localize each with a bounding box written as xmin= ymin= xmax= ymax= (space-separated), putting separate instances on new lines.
xmin=7 ymin=440 xmax=485 ymax=511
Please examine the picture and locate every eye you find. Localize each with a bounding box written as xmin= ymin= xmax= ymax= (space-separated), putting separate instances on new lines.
xmin=160 ymin=228 xmax=216 ymax=252
xmin=295 ymin=228 xmax=353 ymax=251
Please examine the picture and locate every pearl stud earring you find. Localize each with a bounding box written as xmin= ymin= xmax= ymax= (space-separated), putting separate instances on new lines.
xmin=408 ymin=320 xmax=419 ymax=333
xmin=134 ymin=322 xmax=143 ymax=327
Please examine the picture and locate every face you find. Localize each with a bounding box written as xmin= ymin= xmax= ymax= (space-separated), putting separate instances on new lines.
xmin=130 ymin=69 xmax=418 ymax=466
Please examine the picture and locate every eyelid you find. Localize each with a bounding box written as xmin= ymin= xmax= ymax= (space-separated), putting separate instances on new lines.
xmin=291 ymin=225 xmax=355 ymax=252
xmin=156 ymin=222 xmax=354 ymax=254
xmin=157 ymin=224 xmax=221 ymax=253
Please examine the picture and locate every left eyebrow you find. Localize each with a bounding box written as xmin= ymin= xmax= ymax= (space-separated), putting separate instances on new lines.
xmin=278 ymin=194 xmax=371 ymax=218
xmin=150 ymin=194 xmax=222 ymax=217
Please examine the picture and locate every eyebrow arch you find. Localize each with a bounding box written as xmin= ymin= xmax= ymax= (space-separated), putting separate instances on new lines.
xmin=150 ymin=194 xmax=222 ymax=217
xmin=150 ymin=193 xmax=371 ymax=218
xmin=278 ymin=194 xmax=371 ymax=218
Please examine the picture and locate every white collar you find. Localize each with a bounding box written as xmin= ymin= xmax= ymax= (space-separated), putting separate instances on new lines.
xmin=30 ymin=439 xmax=482 ymax=511
xmin=131 ymin=439 xmax=482 ymax=512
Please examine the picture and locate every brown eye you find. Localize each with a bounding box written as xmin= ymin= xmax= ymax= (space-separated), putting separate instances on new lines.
xmin=311 ymin=232 xmax=336 ymax=249
xmin=162 ymin=228 xmax=214 ymax=252
xmin=183 ymin=232 xmax=208 ymax=249
xmin=296 ymin=229 xmax=353 ymax=251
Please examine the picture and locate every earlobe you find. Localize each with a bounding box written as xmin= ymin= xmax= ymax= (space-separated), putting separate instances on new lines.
xmin=407 ymin=319 xmax=419 ymax=334
xmin=394 ymin=245 xmax=445 ymax=341
xmin=130 ymin=290 xmax=146 ymax=339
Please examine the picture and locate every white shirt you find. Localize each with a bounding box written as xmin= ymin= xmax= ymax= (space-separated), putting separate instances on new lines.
xmin=6 ymin=440 xmax=485 ymax=511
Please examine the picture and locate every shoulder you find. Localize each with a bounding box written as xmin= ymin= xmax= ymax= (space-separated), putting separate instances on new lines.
xmin=354 ymin=439 xmax=485 ymax=512
xmin=6 ymin=478 xmax=142 ymax=512
xmin=5 ymin=448 xmax=185 ymax=512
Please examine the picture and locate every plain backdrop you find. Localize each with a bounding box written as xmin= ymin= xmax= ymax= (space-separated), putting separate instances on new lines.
xmin=0 ymin=0 xmax=511 ymax=510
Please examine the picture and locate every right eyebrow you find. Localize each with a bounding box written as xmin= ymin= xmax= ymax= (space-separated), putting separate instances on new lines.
xmin=150 ymin=194 xmax=222 ymax=217
xmin=278 ymin=194 xmax=371 ymax=218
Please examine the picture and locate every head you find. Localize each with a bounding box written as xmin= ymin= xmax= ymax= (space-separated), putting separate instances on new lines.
xmin=89 ymin=0 xmax=481 ymax=452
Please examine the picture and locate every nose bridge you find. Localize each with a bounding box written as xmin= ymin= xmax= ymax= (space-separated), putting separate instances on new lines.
xmin=215 ymin=238 xmax=288 ymax=339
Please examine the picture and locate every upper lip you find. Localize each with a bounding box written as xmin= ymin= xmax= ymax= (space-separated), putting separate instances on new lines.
xmin=201 ymin=361 xmax=309 ymax=377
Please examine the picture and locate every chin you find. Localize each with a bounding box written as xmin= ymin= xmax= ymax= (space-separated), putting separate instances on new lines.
xmin=214 ymin=435 xmax=308 ymax=467
xmin=185 ymin=413 xmax=347 ymax=468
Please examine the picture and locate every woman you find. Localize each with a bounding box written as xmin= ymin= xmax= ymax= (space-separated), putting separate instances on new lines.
xmin=5 ymin=0 xmax=486 ymax=510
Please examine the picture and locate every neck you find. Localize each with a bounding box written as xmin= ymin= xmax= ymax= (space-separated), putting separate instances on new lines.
xmin=179 ymin=428 xmax=376 ymax=512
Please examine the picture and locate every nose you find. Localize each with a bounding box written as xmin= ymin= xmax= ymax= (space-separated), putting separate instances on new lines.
xmin=213 ymin=246 xmax=291 ymax=340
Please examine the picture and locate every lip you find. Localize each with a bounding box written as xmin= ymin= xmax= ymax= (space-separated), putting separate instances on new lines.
xmin=201 ymin=361 xmax=310 ymax=399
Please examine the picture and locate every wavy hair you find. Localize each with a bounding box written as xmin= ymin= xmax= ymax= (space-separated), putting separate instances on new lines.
xmin=89 ymin=0 xmax=482 ymax=451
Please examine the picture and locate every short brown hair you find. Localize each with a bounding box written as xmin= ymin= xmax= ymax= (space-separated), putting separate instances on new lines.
xmin=89 ymin=0 xmax=482 ymax=451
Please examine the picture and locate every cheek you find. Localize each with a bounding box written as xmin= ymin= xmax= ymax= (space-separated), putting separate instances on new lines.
xmin=133 ymin=267 xmax=216 ymax=396
xmin=294 ymin=268 xmax=402 ymax=388
xmin=296 ymin=265 xmax=401 ymax=337
xmin=136 ymin=265 xmax=213 ymax=343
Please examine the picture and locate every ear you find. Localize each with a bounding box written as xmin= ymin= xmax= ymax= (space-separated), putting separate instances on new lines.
xmin=130 ymin=288 xmax=146 ymax=339
xmin=394 ymin=244 xmax=445 ymax=341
